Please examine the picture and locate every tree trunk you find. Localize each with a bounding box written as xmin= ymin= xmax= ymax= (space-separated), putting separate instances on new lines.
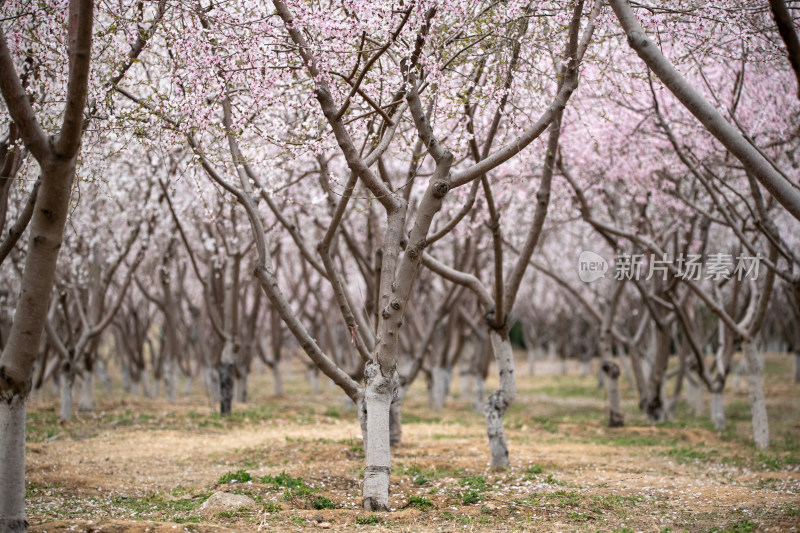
xmin=645 ymin=326 xmax=670 ymax=422
xmin=627 ymin=344 xmax=649 ymax=411
xmin=0 ymin=396 xmax=26 ymax=533
xmin=794 ymin=352 xmax=800 ymax=385
xmin=163 ymin=358 xmax=177 ymax=403
xmin=459 ymin=367 xmax=472 ymax=398
xmin=483 ymin=329 xmax=516 ymax=470
xmin=389 ymin=381 xmax=403 ymax=447
xmin=234 ymin=372 xmax=248 ymax=403
xmin=428 ymin=365 xmax=451 ymax=411
xmin=472 ymin=373 xmax=485 ymax=412
xmin=204 ymin=366 xmax=220 ymax=403
xmin=59 ymin=372 xmax=74 ymax=423
xmin=307 ymin=366 xmax=320 ymax=395
xmin=218 ymin=362 xmax=233 ymax=416
xmin=96 ymin=359 xmax=112 ymax=393
xmin=686 ymin=373 xmax=704 ymax=416
xmin=270 ymin=361 xmax=283 ymax=396
xmin=526 ymin=348 xmax=536 ymax=376
xmin=362 ymin=361 xmax=397 ymax=511
xmin=742 ymin=339 xmax=770 ymax=449
xmin=121 ymin=363 xmax=132 ymax=394
xmin=182 ymin=374 xmax=193 ymax=396
xmin=77 ymin=372 xmax=94 ymax=412
xmin=601 ymin=361 xmax=624 ymax=427
xmin=710 ymin=391 xmax=726 ymax=430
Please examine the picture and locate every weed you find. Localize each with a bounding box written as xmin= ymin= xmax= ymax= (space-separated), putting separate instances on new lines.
xmin=260 ymin=471 xmax=307 ymax=489
xmin=261 ymin=501 xmax=281 ymax=513
xmin=543 ymin=473 xmax=566 ymax=486
xmin=355 ymin=515 xmax=382 ymax=525
xmin=663 ymin=446 xmax=712 ymax=464
xmin=709 ymin=519 xmax=757 ymax=533
xmin=408 ymin=495 xmax=434 ymax=510
xmin=312 ymin=496 xmax=336 ymax=510
xmin=462 ymin=490 xmax=482 ymax=504
xmin=218 ymin=470 xmax=252 ymax=484
xmin=524 ymin=464 xmax=544 ymax=475
xmin=460 ymin=474 xmax=488 ymax=491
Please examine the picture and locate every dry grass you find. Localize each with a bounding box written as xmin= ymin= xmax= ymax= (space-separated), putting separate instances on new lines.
xmin=24 ymin=353 xmax=800 ymax=532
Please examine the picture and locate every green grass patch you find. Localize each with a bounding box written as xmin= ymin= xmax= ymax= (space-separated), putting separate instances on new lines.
xmin=260 ymin=471 xmax=307 ymax=489
xmin=355 ymin=515 xmax=382 ymax=525
xmin=709 ymin=519 xmax=757 ymax=533
xmin=408 ymin=495 xmax=434 ymax=510
xmin=312 ymin=496 xmax=336 ymax=510
xmin=459 ymin=474 xmax=488 ymax=491
xmin=218 ymin=470 xmax=252 ymax=484
xmin=662 ymin=446 xmax=713 ymax=463
xmin=461 ymin=490 xmax=482 ymax=504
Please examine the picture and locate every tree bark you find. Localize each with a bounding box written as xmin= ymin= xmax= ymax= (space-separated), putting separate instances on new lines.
xmin=0 ymin=396 xmax=26 ymax=533
xmin=218 ymin=362 xmax=233 ymax=415
xmin=794 ymin=352 xmax=800 ymax=385
xmin=645 ymin=325 xmax=670 ymax=422
xmin=484 ymin=329 xmax=516 ymax=469
xmin=389 ymin=380 xmax=403 ymax=447
xmin=428 ymin=365 xmax=452 ymax=412
xmin=59 ymin=370 xmax=74 ymax=423
xmin=362 ymin=361 xmax=397 ymax=511
xmin=601 ymin=360 xmax=624 ymax=428
xmin=77 ymin=371 xmax=94 ymax=412
xmin=270 ymin=361 xmax=283 ymax=396
xmin=710 ymin=391 xmax=726 ymax=430
xmin=742 ymin=339 xmax=770 ymax=449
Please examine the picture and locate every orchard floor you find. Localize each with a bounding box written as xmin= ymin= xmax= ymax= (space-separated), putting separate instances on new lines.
xmin=24 ymin=354 xmax=800 ymax=533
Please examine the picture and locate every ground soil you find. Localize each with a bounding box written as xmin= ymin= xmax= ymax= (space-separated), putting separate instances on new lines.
xmin=22 ymin=354 xmax=800 ymax=532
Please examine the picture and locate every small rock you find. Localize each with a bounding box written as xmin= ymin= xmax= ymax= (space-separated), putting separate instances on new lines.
xmin=198 ymin=491 xmax=256 ymax=512
xmin=317 ymin=522 xmax=331 ymax=529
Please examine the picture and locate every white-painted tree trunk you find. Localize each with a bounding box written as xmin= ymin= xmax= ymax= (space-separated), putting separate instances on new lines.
xmin=686 ymin=374 xmax=704 ymax=416
xmin=271 ymin=362 xmax=283 ymax=396
xmin=141 ymin=371 xmax=154 ymax=398
xmin=472 ymin=373 xmax=485 ymax=412
xmin=428 ymin=365 xmax=452 ymax=411
xmin=0 ymin=396 xmax=27 ymax=533
xmin=389 ymin=380 xmax=403 ymax=447
xmin=182 ymin=375 xmax=193 ymax=396
xmin=742 ymin=340 xmax=769 ymax=449
xmin=77 ymin=372 xmax=94 ymax=412
xmin=794 ymin=352 xmax=800 ymax=385
xmin=59 ymin=373 xmax=74 ymax=423
xmin=710 ymin=391 xmax=726 ymax=430
xmin=204 ymin=366 xmax=220 ymax=403
xmin=234 ymin=373 xmax=248 ymax=403
xmin=484 ymin=330 xmax=516 ymax=469
xmin=362 ymin=362 xmax=397 ymax=511
xmin=459 ymin=368 xmax=472 ymax=398
xmin=163 ymin=359 xmax=178 ymax=403
xmin=121 ymin=363 xmax=131 ymax=394
xmin=96 ymin=360 xmax=112 ymax=393
xmin=307 ymin=367 xmax=320 ymax=395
